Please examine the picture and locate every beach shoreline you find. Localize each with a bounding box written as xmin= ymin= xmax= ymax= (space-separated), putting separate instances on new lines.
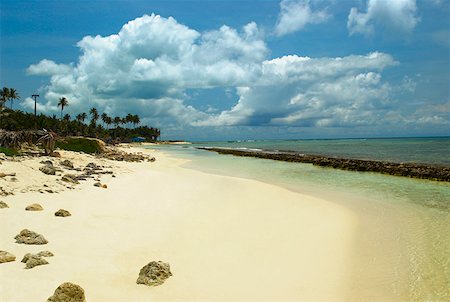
xmin=1 ymin=145 xmax=448 ymax=301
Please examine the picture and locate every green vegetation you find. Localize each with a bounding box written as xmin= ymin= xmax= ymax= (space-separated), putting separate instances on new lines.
xmin=55 ymin=137 xmax=104 ymax=154
xmin=0 ymin=146 xmax=19 ymax=156
xmin=0 ymin=88 xmax=160 ymax=144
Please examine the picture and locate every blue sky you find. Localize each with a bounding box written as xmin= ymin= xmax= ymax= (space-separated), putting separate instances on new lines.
xmin=1 ymin=0 xmax=449 ymax=140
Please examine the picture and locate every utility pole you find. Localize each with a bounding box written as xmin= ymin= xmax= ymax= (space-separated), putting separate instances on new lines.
xmin=31 ymin=94 xmax=39 ymax=129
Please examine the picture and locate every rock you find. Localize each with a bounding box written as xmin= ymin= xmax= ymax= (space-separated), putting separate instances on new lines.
xmin=40 ymin=165 xmax=56 ymax=175
xmin=149 ymin=157 xmax=156 ymax=162
xmin=102 ymin=184 xmax=107 ymax=189
xmin=21 ymin=253 xmax=49 ymax=269
xmin=0 ymin=250 xmax=16 ymax=263
xmin=50 ymin=152 xmax=61 ymax=158
xmin=93 ymin=182 xmax=102 ymax=187
xmin=86 ymin=162 xmax=99 ymax=169
xmin=15 ymin=229 xmax=48 ymax=245
xmin=136 ymin=261 xmax=172 ymax=286
xmin=47 ymin=282 xmax=86 ymax=302
xmin=0 ymin=201 xmax=9 ymax=208
xmin=37 ymin=250 xmax=54 ymax=257
xmin=40 ymin=160 xmax=54 ymax=166
xmin=62 ymin=174 xmax=79 ymax=184
xmin=0 ymin=172 xmax=16 ymax=177
xmin=25 ymin=203 xmax=44 ymax=211
xmin=60 ymin=160 xmax=74 ymax=168
xmin=55 ymin=209 xmax=71 ymax=217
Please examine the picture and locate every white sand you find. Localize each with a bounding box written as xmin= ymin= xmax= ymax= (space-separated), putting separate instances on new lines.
xmin=0 ymin=147 xmax=357 ymax=301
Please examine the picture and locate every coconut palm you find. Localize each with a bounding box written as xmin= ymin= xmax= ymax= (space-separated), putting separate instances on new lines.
xmin=113 ymin=116 xmax=121 ymax=128
xmin=132 ymin=114 xmax=140 ymax=128
xmin=0 ymin=87 xmax=9 ymax=108
xmin=101 ymin=113 xmax=110 ymax=128
xmin=89 ymin=107 xmax=99 ymax=126
xmin=57 ymin=97 xmax=69 ymax=120
xmin=8 ymin=88 xmax=20 ymax=109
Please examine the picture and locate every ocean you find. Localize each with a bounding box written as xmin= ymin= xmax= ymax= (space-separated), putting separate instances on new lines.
xmin=145 ymin=137 xmax=450 ymax=301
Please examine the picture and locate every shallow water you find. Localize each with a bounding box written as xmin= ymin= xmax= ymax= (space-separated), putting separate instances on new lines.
xmin=146 ymin=143 xmax=450 ymax=301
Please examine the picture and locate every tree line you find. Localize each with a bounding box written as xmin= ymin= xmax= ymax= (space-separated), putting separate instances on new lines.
xmin=1 ymin=88 xmax=160 ymax=142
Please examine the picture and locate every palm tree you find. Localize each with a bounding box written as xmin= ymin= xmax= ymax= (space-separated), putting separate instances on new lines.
xmin=113 ymin=116 xmax=121 ymax=128
xmin=125 ymin=113 xmax=133 ymax=128
xmin=8 ymin=88 xmax=20 ymax=109
xmin=132 ymin=114 xmax=140 ymax=128
xmin=89 ymin=107 xmax=99 ymax=126
xmin=0 ymin=87 xmax=9 ymax=108
xmin=101 ymin=113 xmax=110 ymax=128
xmin=57 ymin=97 xmax=69 ymax=120
xmin=105 ymin=116 xmax=112 ymax=129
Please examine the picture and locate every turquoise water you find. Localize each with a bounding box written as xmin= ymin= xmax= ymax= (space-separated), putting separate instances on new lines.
xmin=193 ymin=137 xmax=450 ymax=165
xmin=146 ymin=139 xmax=450 ymax=301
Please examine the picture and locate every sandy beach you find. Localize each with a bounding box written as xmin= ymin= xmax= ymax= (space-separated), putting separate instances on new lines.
xmin=0 ymin=146 xmax=360 ymax=301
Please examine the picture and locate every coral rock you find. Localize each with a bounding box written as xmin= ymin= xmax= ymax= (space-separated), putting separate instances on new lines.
xmin=40 ymin=165 xmax=56 ymax=175
xmin=0 ymin=250 xmax=16 ymax=263
xmin=60 ymin=160 xmax=74 ymax=168
xmin=25 ymin=203 xmax=43 ymax=211
xmin=55 ymin=209 xmax=71 ymax=217
xmin=136 ymin=261 xmax=172 ymax=286
xmin=0 ymin=200 xmax=9 ymax=208
xmin=47 ymin=282 xmax=86 ymax=302
xmin=62 ymin=174 xmax=79 ymax=184
xmin=15 ymin=229 xmax=48 ymax=245
xmin=21 ymin=253 xmax=49 ymax=269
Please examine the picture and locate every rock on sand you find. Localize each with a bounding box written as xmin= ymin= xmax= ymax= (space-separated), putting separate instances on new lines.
xmin=47 ymin=282 xmax=86 ymax=302
xmin=14 ymin=229 xmax=48 ymax=245
xmin=0 ymin=251 xmax=16 ymax=263
xmin=55 ymin=209 xmax=71 ymax=217
xmin=25 ymin=203 xmax=44 ymax=211
xmin=136 ymin=261 xmax=172 ymax=286
xmin=0 ymin=200 xmax=9 ymax=208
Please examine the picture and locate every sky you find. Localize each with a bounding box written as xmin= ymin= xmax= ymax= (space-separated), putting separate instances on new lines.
xmin=1 ymin=0 xmax=449 ymax=141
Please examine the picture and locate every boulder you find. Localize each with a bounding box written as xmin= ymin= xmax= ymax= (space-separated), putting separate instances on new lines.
xmin=40 ymin=160 xmax=54 ymax=166
xmin=40 ymin=165 xmax=56 ymax=175
xmin=37 ymin=250 xmax=54 ymax=257
xmin=60 ymin=160 xmax=74 ymax=168
xmin=0 ymin=250 xmax=16 ymax=263
xmin=14 ymin=229 xmax=48 ymax=245
xmin=136 ymin=261 xmax=172 ymax=286
xmin=21 ymin=253 xmax=49 ymax=269
xmin=55 ymin=209 xmax=71 ymax=217
xmin=0 ymin=201 xmax=9 ymax=208
xmin=62 ymin=174 xmax=79 ymax=184
xmin=25 ymin=203 xmax=44 ymax=211
xmin=47 ymin=282 xmax=86 ymax=302
xmin=93 ymin=182 xmax=102 ymax=187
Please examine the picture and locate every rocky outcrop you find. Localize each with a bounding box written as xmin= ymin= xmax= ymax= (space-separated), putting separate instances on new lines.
xmin=47 ymin=282 xmax=86 ymax=302
xmin=15 ymin=229 xmax=48 ymax=245
xmin=62 ymin=174 xmax=79 ymax=184
xmin=0 ymin=200 xmax=9 ymax=208
xmin=21 ymin=253 xmax=49 ymax=269
xmin=25 ymin=203 xmax=43 ymax=211
xmin=99 ymin=148 xmax=155 ymax=162
xmin=200 ymin=148 xmax=450 ymax=182
xmin=0 ymin=250 xmax=16 ymax=263
xmin=136 ymin=261 xmax=172 ymax=286
xmin=60 ymin=160 xmax=74 ymax=169
xmin=40 ymin=165 xmax=56 ymax=175
xmin=55 ymin=209 xmax=71 ymax=217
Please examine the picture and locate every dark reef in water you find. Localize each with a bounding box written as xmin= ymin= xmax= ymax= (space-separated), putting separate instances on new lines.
xmin=198 ymin=147 xmax=450 ymax=182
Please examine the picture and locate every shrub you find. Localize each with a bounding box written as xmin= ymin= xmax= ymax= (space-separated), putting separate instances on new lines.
xmin=56 ymin=137 xmax=104 ymax=154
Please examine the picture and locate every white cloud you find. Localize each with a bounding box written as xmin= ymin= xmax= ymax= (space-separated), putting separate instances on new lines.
xmin=26 ymin=14 xmax=267 ymax=123
xmin=196 ymin=52 xmax=398 ymax=127
xmin=275 ymin=0 xmax=329 ymax=36
xmin=347 ymin=0 xmax=419 ymax=36
xmin=27 ymin=59 xmax=71 ymax=76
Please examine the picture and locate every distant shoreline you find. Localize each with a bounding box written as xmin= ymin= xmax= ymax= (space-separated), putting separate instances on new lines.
xmin=198 ymin=147 xmax=450 ymax=182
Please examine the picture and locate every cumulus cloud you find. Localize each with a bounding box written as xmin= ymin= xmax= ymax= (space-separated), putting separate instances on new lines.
xmin=26 ymin=14 xmax=267 ymax=124
xmin=196 ymin=52 xmax=398 ymax=127
xmin=28 ymin=13 xmax=445 ymax=139
xmin=347 ymin=0 xmax=419 ymax=36
xmin=275 ymin=0 xmax=329 ymax=36
xmin=27 ymin=59 xmax=71 ymax=76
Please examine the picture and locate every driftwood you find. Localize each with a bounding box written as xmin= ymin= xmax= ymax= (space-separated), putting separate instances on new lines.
xmin=0 ymin=129 xmax=56 ymax=154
